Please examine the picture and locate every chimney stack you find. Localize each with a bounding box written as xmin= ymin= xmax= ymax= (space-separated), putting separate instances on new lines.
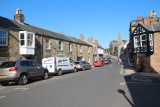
xmin=14 ymin=9 xmax=24 ymax=23
xmin=94 ymin=39 xmax=98 ymax=44
xmin=80 ymin=34 xmax=84 ymax=40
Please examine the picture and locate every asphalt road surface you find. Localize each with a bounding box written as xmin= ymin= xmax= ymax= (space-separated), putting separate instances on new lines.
xmin=0 ymin=57 xmax=160 ymax=107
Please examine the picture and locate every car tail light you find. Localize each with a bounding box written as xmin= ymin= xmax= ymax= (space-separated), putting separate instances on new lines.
xmin=54 ymin=60 xmax=56 ymax=66
xmin=9 ymin=67 xmax=19 ymax=71
xmin=77 ymin=64 xmax=82 ymax=66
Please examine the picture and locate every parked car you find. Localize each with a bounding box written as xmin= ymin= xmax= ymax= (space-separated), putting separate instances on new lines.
xmin=103 ymin=59 xmax=109 ymax=65
xmin=42 ymin=57 xmax=77 ymax=76
xmin=94 ymin=60 xmax=104 ymax=67
xmin=0 ymin=59 xmax=49 ymax=86
xmin=107 ymin=58 xmax=113 ymax=63
xmin=75 ymin=61 xmax=91 ymax=71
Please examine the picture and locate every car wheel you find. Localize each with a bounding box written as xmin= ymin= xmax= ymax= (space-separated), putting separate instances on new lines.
xmin=43 ymin=71 xmax=49 ymax=80
xmin=57 ymin=69 xmax=63 ymax=76
xmin=0 ymin=82 xmax=9 ymax=86
xmin=82 ymin=67 xmax=85 ymax=71
xmin=73 ymin=68 xmax=77 ymax=73
xmin=19 ymin=74 xmax=28 ymax=85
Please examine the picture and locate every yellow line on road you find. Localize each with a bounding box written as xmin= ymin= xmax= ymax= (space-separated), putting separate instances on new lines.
xmin=14 ymin=88 xmax=29 ymax=91
xmin=0 ymin=96 xmax=6 ymax=99
xmin=120 ymin=66 xmax=123 ymax=75
xmin=120 ymin=82 xmax=126 ymax=85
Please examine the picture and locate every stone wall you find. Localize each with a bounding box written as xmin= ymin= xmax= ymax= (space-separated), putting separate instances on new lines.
xmin=0 ymin=27 xmax=93 ymax=65
xmin=0 ymin=27 xmax=20 ymax=61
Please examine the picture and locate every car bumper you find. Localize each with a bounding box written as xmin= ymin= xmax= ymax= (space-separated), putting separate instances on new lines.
xmin=0 ymin=77 xmax=19 ymax=82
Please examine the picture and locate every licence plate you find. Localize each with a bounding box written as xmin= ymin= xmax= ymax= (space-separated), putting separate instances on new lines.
xmin=0 ymin=75 xmax=7 ymax=78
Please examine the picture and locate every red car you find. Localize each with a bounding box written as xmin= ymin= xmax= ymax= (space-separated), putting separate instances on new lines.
xmin=94 ymin=60 xmax=104 ymax=67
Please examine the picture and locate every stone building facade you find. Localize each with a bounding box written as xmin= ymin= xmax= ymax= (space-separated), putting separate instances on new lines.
xmin=0 ymin=9 xmax=93 ymax=65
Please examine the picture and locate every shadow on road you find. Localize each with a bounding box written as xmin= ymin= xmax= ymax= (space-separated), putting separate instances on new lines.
xmin=123 ymin=66 xmax=160 ymax=107
xmin=118 ymin=89 xmax=135 ymax=107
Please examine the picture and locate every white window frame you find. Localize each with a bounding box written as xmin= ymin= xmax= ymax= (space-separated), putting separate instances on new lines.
xmin=134 ymin=36 xmax=140 ymax=48
xmin=59 ymin=41 xmax=63 ymax=51
xmin=45 ymin=38 xmax=50 ymax=50
xmin=69 ymin=43 xmax=72 ymax=52
xmin=19 ymin=31 xmax=35 ymax=48
xmin=149 ymin=34 xmax=153 ymax=46
xmin=140 ymin=34 xmax=147 ymax=47
xmin=0 ymin=29 xmax=8 ymax=46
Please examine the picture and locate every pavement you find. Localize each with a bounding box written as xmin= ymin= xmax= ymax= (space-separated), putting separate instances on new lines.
xmin=110 ymin=55 xmax=160 ymax=78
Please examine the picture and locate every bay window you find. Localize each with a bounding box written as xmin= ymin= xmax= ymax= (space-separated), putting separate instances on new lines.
xmin=19 ymin=31 xmax=35 ymax=55
xmin=134 ymin=36 xmax=140 ymax=48
xmin=0 ymin=29 xmax=8 ymax=46
xmin=140 ymin=34 xmax=147 ymax=47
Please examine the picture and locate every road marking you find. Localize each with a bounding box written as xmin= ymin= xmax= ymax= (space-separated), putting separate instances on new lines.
xmin=120 ymin=82 xmax=126 ymax=85
xmin=120 ymin=66 xmax=123 ymax=75
xmin=14 ymin=88 xmax=29 ymax=91
xmin=0 ymin=96 xmax=6 ymax=99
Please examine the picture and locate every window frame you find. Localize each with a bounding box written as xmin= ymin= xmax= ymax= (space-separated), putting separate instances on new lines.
xmin=140 ymin=34 xmax=147 ymax=47
xmin=134 ymin=36 xmax=140 ymax=48
xmin=0 ymin=29 xmax=8 ymax=46
xmin=80 ymin=45 xmax=82 ymax=53
xmin=19 ymin=31 xmax=35 ymax=48
xmin=45 ymin=38 xmax=50 ymax=50
xmin=69 ymin=43 xmax=72 ymax=52
xmin=59 ymin=41 xmax=63 ymax=51
xmin=149 ymin=34 xmax=153 ymax=46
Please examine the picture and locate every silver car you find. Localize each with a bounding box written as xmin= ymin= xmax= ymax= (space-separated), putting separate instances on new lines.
xmin=75 ymin=61 xmax=91 ymax=71
xmin=0 ymin=59 xmax=49 ymax=86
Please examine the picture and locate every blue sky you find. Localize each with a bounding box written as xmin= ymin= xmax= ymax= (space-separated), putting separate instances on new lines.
xmin=1 ymin=0 xmax=160 ymax=48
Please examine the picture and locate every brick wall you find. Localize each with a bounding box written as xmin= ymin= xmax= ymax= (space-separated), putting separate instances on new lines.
xmin=150 ymin=32 xmax=160 ymax=73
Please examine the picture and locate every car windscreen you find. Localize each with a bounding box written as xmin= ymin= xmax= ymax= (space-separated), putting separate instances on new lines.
xmin=95 ymin=61 xmax=100 ymax=63
xmin=0 ymin=61 xmax=16 ymax=68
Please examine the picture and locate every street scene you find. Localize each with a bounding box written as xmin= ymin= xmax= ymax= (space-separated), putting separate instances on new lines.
xmin=1 ymin=0 xmax=160 ymax=107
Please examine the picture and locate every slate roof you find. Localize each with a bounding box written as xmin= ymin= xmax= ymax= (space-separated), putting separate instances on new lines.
xmin=0 ymin=16 xmax=91 ymax=46
xmin=140 ymin=22 xmax=160 ymax=32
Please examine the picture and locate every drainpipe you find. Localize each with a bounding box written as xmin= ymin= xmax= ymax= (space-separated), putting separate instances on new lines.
xmin=41 ymin=34 xmax=43 ymax=59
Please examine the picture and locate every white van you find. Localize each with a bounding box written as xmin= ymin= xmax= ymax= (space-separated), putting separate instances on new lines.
xmin=42 ymin=57 xmax=77 ymax=76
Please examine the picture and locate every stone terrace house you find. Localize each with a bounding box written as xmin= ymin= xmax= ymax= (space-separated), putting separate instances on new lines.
xmin=0 ymin=9 xmax=93 ymax=65
xmin=80 ymin=34 xmax=104 ymax=61
xmin=131 ymin=23 xmax=160 ymax=73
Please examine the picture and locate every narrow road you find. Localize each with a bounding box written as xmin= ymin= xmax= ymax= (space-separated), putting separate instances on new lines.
xmin=0 ymin=58 xmax=134 ymax=107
